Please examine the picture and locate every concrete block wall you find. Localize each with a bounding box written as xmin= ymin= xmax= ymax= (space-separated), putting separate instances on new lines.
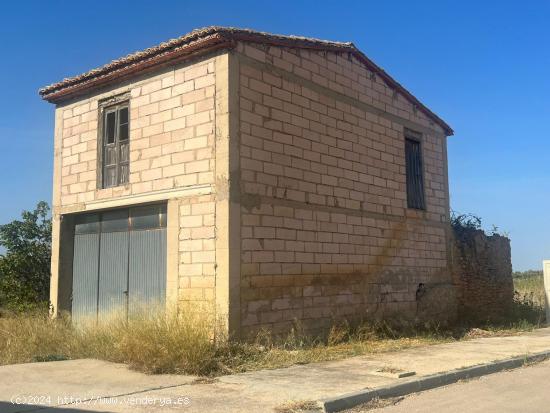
xmin=178 ymin=194 xmax=217 ymax=303
xmin=235 ymin=42 xmax=454 ymax=336
xmin=50 ymin=40 xmax=456 ymax=336
xmin=51 ymin=55 xmax=221 ymax=314
xmin=57 ymin=57 xmax=216 ymax=207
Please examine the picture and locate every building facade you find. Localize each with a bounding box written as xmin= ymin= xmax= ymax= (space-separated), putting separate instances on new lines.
xmin=41 ymin=27 xmax=455 ymax=337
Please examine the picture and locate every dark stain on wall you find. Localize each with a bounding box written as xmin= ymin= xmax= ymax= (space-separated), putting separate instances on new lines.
xmin=451 ymin=228 xmax=514 ymax=321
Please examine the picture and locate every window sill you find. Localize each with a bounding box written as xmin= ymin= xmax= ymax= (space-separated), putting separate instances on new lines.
xmin=95 ymin=185 xmax=132 ymax=198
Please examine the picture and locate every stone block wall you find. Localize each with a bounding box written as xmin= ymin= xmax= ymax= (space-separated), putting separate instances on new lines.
xmin=50 ymin=42 xmax=459 ymax=335
xmin=452 ymin=228 xmax=514 ymax=320
xmin=235 ymin=42 xmax=456 ymax=336
xmin=178 ymin=194 xmax=217 ymax=304
xmin=57 ymin=56 xmax=216 ymax=207
xmin=51 ymin=55 xmax=221 ymax=313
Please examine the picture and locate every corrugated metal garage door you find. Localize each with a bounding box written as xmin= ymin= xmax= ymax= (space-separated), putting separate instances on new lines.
xmin=71 ymin=204 xmax=167 ymax=323
xmin=128 ymin=205 xmax=167 ymax=314
xmin=72 ymin=216 xmax=100 ymax=323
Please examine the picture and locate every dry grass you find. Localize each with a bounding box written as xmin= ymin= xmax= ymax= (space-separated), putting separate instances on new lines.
xmin=514 ymin=273 xmax=546 ymax=308
xmin=509 ymin=272 xmax=547 ymax=327
xmin=236 ymin=322 xmax=452 ymax=373
xmin=0 ymin=310 xmax=541 ymax=376
xmin=274 ymin=400 xmax=320 ymax=413
xmin=0 ymin=308 xmax=454 ymax=376
xmin=0 ymin=280 xmax=546 ymax=377
xmin=0 ymin=305 xmax=238 ymax=375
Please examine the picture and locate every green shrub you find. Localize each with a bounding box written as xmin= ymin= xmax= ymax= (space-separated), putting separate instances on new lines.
xmin=0 ymin=202 xmax=51 ymax=312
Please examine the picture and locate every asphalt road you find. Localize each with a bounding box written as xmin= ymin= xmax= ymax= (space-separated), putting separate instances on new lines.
xmin=350 ymin=359 xmax=550 ymax=413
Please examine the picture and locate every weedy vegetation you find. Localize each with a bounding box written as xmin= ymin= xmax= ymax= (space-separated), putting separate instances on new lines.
xmin=0 ymin=306 xmax=455 ymax=376
xmin=0 ymin=294 xmax=546 ymax=376
xmin=0 ymin=206 xmax=546 ymax=376
xmin=274 ymin=400 xmax=320 ymax=413
xmin=511 ymin=269 xmax=546 ymax=326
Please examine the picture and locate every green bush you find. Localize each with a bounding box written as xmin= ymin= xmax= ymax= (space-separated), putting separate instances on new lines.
xmin=0 ymin=202 xmax=51 ymax=312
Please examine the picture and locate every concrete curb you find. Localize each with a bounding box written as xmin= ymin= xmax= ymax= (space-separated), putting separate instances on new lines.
xmin=320 ymin=350 xmax=550 ymax=412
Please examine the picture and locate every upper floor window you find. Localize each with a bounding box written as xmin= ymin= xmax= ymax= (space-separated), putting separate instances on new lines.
xmin=101 ymin=103 xmax=129 ymax=188
xmin=405 ymin=136 xmax=425 ymax=210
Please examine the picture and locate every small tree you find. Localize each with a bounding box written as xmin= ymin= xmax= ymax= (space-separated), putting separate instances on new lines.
xmin=0 ymin=202 xmax=52 ymax=311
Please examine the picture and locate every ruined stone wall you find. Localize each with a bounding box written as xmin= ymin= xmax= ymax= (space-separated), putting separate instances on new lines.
xmin=452 ymin=228 xmax=514 ymax=320
xmin=235 ymin=41 xmax=456 ymax=336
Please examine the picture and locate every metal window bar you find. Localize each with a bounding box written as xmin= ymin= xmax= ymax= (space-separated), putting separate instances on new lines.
xmin=405 ymin=138 xmax=425 ymax=210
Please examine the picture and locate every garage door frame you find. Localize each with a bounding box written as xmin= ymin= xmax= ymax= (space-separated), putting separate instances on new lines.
xmin=71 ymin=203 xmax=168 ymax=322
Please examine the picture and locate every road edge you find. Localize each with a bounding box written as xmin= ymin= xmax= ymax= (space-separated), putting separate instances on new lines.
xmin=320 ymin=350 xmax=550 ymax=412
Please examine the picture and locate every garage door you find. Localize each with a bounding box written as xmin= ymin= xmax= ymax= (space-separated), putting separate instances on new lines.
xmin=71 ymin=204 xmax=167 ymax=323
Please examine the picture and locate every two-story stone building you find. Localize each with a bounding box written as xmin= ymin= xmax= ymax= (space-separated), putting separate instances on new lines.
xmin=40 ymin=27 xmax=455 ymax=337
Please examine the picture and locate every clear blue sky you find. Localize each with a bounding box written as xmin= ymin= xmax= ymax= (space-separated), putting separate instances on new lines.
xmin=1 ymin=1 xmax=548 ymax=271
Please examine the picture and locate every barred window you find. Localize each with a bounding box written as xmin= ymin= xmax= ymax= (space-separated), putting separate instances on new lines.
xmin=102 ymin=104 xmax=129 ymax=188
xmin=405 ymin=137 xmax=425 ymax=210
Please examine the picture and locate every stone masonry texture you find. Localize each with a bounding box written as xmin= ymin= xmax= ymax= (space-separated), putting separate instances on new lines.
xmin=54 ymin=55 xmax=218 ymax=307
xmin=48 ymin=30 xmax=461 ymax=337
xmin=452 ymin=228 xmax=514 ymax=321
xmin=235 ymin=41 xmax=455 ymax=336
xmin=58 ymin=57 xmax=216 ymax=206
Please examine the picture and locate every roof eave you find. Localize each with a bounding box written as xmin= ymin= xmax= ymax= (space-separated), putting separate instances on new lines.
xmin=40 ymin=32 xmax=235 ymax=104
xmin=340 ymin=45 xmax=453 ymax=136
xmin=39 ymin=27 xmax=453 ymax=135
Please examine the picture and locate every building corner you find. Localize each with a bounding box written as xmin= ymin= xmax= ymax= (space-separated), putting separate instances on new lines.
xmin=214 ymin=51 xmax=241 ymax=338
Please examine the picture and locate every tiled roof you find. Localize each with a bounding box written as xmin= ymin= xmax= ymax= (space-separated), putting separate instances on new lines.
xmin=39 ymin=26 xmax=452 ymax=135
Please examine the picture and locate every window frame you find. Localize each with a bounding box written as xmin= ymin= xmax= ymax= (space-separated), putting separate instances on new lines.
xmin=97 ymin=94 xmax=131 ymax=189
xmin=404 ymin=131 xmax=426 ymax=210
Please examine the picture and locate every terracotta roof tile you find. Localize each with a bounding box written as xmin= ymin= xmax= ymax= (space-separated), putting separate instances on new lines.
xmin=39 ymin=26 xmax=452 ymax=135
